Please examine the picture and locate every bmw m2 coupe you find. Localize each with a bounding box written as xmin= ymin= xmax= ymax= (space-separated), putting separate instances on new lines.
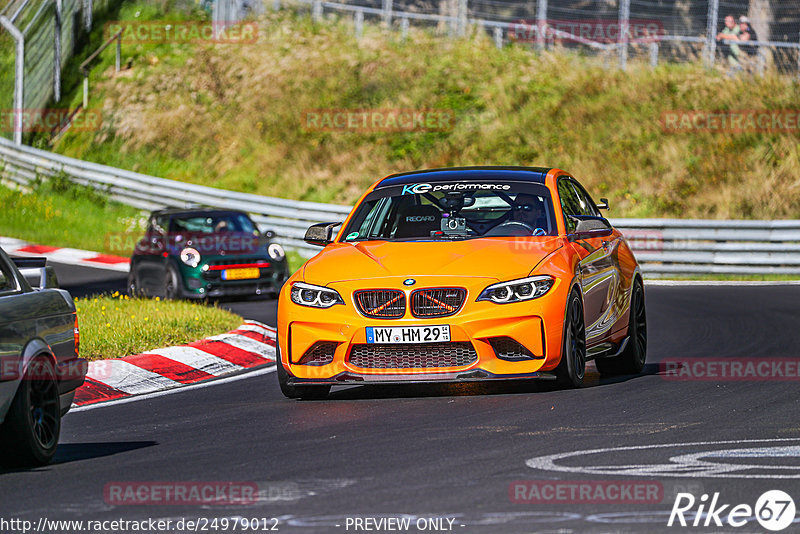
xmin=277 ymin=167 xmax=646 ymax=398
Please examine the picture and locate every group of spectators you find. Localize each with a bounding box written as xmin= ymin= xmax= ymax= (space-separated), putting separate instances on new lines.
xmin=716 ymin=14 xmax=759 ymax=71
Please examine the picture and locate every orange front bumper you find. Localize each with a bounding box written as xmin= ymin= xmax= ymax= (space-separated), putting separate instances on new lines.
xmin=277 ymin=275 xmax=570 ymax=384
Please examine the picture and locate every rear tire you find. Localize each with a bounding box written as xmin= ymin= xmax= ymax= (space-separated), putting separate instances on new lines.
xmin=276 ymin=347 xmax=330 ymax=400
xmin=595 ymin=278 xmax=647 ymax=376
xmin=556 ymin=290 xmax=586 ymax=388
xmin=0 ymin=356 xmax=61 ymax=466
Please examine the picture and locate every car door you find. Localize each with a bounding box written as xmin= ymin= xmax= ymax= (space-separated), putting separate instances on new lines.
xmin=557 ymin=177 xmax=617 ymax=345
xmin=0 ymin=252 xmax=24 ymax=419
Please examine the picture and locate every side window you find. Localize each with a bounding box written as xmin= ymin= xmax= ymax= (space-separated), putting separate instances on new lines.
xmin=570 ymin=181 xmax=601 ymax=218
xmin=557 ymin=179 xmax=583 ymax=232
xmin=0 ymin=256 xmax=18 ymax=293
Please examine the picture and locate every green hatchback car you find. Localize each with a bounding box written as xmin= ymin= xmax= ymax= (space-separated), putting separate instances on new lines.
xmin=128 ymin=208 xmax=290 ymax=299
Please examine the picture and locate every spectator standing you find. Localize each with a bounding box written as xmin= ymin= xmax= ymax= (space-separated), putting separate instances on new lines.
xmin=716 ymin=15 xmax=741 ymax=68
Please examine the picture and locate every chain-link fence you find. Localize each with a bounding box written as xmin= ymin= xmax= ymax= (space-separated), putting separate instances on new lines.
xmin=0 ymin=0 xmax=113 ymax=144
xmin=271 ymin=0 xmax=800 ymax=75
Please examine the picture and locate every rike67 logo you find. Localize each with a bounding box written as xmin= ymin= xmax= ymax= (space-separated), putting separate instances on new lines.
xmin=668 ymin=490 xmax=796 ymax=531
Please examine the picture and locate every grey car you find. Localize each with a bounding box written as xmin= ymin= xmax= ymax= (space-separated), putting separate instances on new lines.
xmin=0 ymin=247 xmax=86 ymax=466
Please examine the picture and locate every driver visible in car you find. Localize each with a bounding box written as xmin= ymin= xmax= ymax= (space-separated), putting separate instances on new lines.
xmin=511 ymin=194 xmax=548 ymax=234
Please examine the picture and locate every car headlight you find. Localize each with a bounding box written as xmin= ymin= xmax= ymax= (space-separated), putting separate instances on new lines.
xmin=290 ymin=282 xmax=344 ymax=308
xmin=477 ymin=275 xmax=554 ymax=304
xmin=268 ymin=243 xmax=285 ymax=261
xmin=180 ymin=247 xmax=201 ymax=268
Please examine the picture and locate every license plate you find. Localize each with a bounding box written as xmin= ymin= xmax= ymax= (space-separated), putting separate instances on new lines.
xmin=222 ymin=267 xmax=260 ymax=280
xmin=366 ymin=325 xmax=451 ymax=344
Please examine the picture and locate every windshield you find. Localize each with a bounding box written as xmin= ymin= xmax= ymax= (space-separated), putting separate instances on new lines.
xmin=341 ymin=181 xmax=557 ymax=242
xmin=169 ymin=213 xmax=257 ymax=234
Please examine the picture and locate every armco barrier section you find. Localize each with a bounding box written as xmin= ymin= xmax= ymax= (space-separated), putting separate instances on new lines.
xmin=1 ymin=137 xmax=799 ymax=275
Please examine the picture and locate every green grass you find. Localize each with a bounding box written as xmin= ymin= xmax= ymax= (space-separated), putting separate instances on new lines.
xmin=51 ymin=9 xmax=800 ymax=220
xmin=76 ymin=292 xmax=241 ymax=360
xmin=0 ymin=178 xmax=145 ymax=255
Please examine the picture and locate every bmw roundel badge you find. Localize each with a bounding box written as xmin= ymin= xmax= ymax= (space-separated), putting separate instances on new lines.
xmin=403 ymin=279 xmax=416 ymax=286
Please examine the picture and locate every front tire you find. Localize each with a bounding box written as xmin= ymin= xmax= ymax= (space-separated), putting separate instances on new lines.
xmin=595 ymin=278 xmax=647 ymax=376
xmin=276 ymin=347 xmax=330 ymax=400
xmin=164 ymin=265 xmax=181 ymax=300
xmin=556 ymin=289 xmax=586 ymax=388
xmin=1 ymin=356 xmax=61 ymax=466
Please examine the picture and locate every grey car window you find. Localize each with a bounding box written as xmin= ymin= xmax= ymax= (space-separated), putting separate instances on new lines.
xmin=0 ymin=256 xmax=18 ymax=293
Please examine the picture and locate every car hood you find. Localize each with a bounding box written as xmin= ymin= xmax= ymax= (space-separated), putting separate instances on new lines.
xmin=302 ymin=237 xmax=565 ymax=284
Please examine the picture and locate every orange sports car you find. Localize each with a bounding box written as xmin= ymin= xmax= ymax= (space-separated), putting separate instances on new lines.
xmin=276 ymin=167 xmax=646 ymax=399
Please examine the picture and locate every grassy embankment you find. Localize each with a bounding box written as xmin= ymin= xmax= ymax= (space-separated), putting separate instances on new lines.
xmin=48 ymin=7 xmax=800 ymax=220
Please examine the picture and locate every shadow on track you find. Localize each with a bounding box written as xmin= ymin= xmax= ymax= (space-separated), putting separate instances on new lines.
xmin=299 ymin=363 xmax=661 ymax=401
xmin=0 ymin=440 xmax=158 ymax=473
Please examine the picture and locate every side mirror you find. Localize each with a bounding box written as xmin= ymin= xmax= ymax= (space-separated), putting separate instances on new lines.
xmin=569 ymin=218 xmax=613 ymax=241
xmin=304 ymin=222 xmax=341 ymax=246
xmin=596 ymin=198 xmax=609 ymax=210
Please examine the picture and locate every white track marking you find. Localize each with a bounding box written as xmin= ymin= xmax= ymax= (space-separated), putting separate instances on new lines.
xmin=236 ymin=323 xmax=277 ymax=338
xmin=71 ymin=366 xmax=277 ymax=412
xmin=526 ymin=438 xmax=800 ymax=479
xmin=146 ymin=346 xmax=244 ymax=376
xmin=87 ymin=360 xmax=181 ymax=395
xmin=206 ymin=333 xmax=276 ymax=358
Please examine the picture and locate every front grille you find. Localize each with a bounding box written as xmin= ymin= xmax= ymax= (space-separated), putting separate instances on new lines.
xmin=488 ymin=336 xmax=541 ymax=361
xmin=348 ymin=342 xmax=478 ymax=369
xmin=411 ymin=288 xmax=466 ymax=318
xmin=354 ymin=289 xmax=406 ymax=319
xmin=297 ymin=342 xmax=338 ymax=366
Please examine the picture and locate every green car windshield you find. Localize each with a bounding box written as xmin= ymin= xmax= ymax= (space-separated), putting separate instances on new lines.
xmin=169 ymin=213 xmax=257 ymax=234
xmin=342 ymin=181 xmax=557 ymax=242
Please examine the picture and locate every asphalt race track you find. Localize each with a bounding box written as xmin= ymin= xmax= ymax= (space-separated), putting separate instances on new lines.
xmin=2 ymin=263 xmax=800 ymax=533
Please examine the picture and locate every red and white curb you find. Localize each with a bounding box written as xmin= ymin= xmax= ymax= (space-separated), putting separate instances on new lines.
xmin=0 ymin=237 xmax=130 ymax=272
xmin=73 ymin=320 xmax=276 ymax=407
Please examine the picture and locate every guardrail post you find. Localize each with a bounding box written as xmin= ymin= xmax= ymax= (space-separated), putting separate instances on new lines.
xmin=757 ymin=47 xmax=766 ymax=76
xmin=705 ymin=0 xmax=719 ymax=67
xmin=493 ymin=26 xmax=502 ymax=48
xmin=649 ymin=41 xmax=658 ymax=67
xmin=0 ymin=16 xmax=24 ymax=145
xmin=457 ymin=0 xmax=467 ymax=37
xmin=382 ymin=0 xmax=392 ymax=28
xmin=312 ymin=0 xmax=322 ymax=22
xmin=535 ymin=0 xmax=547 ymax=51
xmin=618 ymin=0 xmax=630 ymax=70
xmin=400 ymin=16 xmax=409 ymax=40
xmin=115 ymin=31 xmax=121 ymax=72
xmin=354 ymin=9 xmax=363 ymax=40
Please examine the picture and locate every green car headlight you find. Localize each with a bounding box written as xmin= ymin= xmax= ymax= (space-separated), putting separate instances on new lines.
xmin=180 ymin=247 xmax=201 ymax=268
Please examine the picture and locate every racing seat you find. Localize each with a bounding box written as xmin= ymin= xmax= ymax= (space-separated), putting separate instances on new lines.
xmin=394 ymin=204 xmax=441 ymax=238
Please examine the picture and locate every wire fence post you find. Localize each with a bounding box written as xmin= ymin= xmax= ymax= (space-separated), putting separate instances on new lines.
xmin=82 ymin=0 xmax=91 ymax=31
xmin=54 ymin=0 xmax=62 ymax=102
xmin=618 ymin=0 xmax=630 ymax=70
xmin=400 ymin=16 xmax=408 ymax=40
xmin=115 ymin=32 xmax=121 ymax=72
xmin=493 ymin=26 xmax=502 ymax=49
xmin=382 ymin=0 xmax=392 ymax=28
xmin=354 ymin=8 xmax=363 ymax=40
xmin=705 ymin=0 xmax=719 ymax=68
xmin=0 ymin=16 xmax=24 ymax=145
xmin=272 ymin=0 xmax=280 ymax=11
xmin=535 ymin=0 xmax=547 ymax=51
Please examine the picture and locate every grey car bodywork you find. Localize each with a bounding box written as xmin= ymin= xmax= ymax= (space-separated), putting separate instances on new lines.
xmin=0 ymin=247 xmax=86 ymax=424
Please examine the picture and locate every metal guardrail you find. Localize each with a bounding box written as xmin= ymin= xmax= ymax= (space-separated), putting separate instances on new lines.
xmin=1 ymin=136 xmax=799 ymax=275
